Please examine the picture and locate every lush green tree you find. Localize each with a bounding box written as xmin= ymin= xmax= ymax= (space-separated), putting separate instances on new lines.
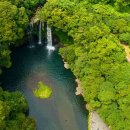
xmin=38 ymin=0 xmax=130 ymax=129
xmin=0 ymin=0 xmax=45 ymax=72
xmin=0 ymin=1 xmax=28 ymax=73
xmin=0 ymin=0 xmax=45 ymax=15
xmin=0 ymin=1 xmax=46 ymax=129
xmin=0 ymin=88 xmax=36 ymax=130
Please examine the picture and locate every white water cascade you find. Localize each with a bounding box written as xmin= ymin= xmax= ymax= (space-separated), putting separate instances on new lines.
xmin=28 ymin=24 xmax=35 ymax=48
xmin=46 ymin=24 xmax=55 ymax=50
xmin=38 ymin=20 xmax=42 ymax=44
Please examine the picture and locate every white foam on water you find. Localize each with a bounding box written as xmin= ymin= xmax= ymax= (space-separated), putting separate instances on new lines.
xmin=46 ymin=45 xmax=55 ymax=51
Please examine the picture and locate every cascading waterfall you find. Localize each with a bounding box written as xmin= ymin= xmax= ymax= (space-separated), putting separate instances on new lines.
xmin=28 ymin=24 xmax=35 ymax=48
xmin=47 ymin=24 xmax=55 ymax=50
xmin=38 ymin=20 xmax=42 ymax=44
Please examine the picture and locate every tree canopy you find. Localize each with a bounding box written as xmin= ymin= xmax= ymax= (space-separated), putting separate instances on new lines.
xmin=0 ymin=0 xmax=45 ymax=74
xmin=0 ymin=0 xmax=45 ymax=129
xmin=0 ymin=88 xmax=36 ymax=130
xmin=37 ymin=0 xmax=130 ymax=129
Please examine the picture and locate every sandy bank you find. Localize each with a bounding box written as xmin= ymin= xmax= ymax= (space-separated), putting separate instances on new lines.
xmin=89 ymin=111 xmax=110 ymax=130
xmin=120 ymin=43 xmax=130 ymax=63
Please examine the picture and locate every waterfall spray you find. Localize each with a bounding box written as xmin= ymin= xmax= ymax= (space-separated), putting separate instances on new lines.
xmin=28 ymin=23 xmax=35 ymax=48
xmin=46 ymin=24 xmax=55 ymax=50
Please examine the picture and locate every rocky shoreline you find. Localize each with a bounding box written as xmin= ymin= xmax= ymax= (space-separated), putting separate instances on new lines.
xmin=63 ymin=60 xmax=110 ymax=130
xmin=75 ymin=79 xmax=83 ymax=95
xmin=64 ymin=62 xmax=69 ymax=69
xmin=75 ymin=79 xmax=110 ymax=130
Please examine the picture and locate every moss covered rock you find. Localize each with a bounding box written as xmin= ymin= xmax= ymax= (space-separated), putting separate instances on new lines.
xmin=33 ymin=81 xmax=52 ymax=99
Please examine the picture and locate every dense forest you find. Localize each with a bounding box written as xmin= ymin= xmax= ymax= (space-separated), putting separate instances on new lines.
xmin=36 ymin=0 xmax=130 ymax=130
xmin=0 ymin=0 xmax=45 ymax=129
xmin=0 ymin=0 xmax=45 ymax=74
xmin=0 ymin=88 xmax=35 ymax=130
xmin=1 ymin=0 xmax=130 ymax=130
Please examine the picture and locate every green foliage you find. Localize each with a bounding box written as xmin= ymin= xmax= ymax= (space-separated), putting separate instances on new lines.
xmin=38 ymin=0 xmax=130 ymax=129
xmin=53 ymin=29 xmax=73 ymax=45
xmin=0 ymin=1 xmax=45 ymax=129
xmin=33 ymin=81 xmax=52 ymax=99
xmin=119 ymin=33 xmax=130 ymax=45
xmin=98 ymin=82 xmax=116 ymax=104
xmin=0 ymin=1 xmax=28 ymax=44
xmin=0 ymin=1 xmax=46 ymax=129
xmin=0 ymin=0 xmax=45 ymax=73
xmin=0 ymin=88 xmax=36 ymax=130
xmin=0 ymin=1 xmax=28 ymax=72
xmin=0 ymin=0 xmax=45 ymax=15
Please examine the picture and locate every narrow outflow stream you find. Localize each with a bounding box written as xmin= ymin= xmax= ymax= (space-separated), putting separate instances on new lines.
xmin=1 ymin=44 xmax=88 ymax=130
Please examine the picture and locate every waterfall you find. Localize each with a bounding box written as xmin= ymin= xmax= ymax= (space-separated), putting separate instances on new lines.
xmin=47 ymin=24 xmax=55 ymax=50
xmin=28 ymin=24 xmax=35 ymax=48
xmin=38 ymin=20 xmax=42 ymax=44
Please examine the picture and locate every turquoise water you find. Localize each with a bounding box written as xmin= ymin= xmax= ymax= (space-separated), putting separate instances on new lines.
xmin=1 ymin=44 xmax=88 ymax=130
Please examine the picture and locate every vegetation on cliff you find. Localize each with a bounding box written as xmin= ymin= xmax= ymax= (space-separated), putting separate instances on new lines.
xmin=37 ymin=0 xmax=130 ymax=130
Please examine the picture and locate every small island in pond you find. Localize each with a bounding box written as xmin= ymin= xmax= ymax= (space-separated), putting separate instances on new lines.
xmin=33 ymin=81 xmax=52 ymax=99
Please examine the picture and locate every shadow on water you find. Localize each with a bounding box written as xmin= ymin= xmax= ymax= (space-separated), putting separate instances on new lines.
xmin=0 ymin=43 xmax=88 ymax=130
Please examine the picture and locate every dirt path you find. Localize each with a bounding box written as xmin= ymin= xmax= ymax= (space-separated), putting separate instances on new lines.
xmin=120 ymin=43 xmax=130 ymax=62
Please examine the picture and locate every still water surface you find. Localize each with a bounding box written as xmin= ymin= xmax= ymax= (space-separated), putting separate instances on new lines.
xmin=1 ymin=44 xmax=88 ymax=130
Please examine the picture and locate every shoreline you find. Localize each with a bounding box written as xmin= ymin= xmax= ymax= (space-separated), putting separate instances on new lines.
xmin=63 ymin=60 xmax=110 ymax=130
xmin=75 ymin=79 xmax=110 ymax=130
